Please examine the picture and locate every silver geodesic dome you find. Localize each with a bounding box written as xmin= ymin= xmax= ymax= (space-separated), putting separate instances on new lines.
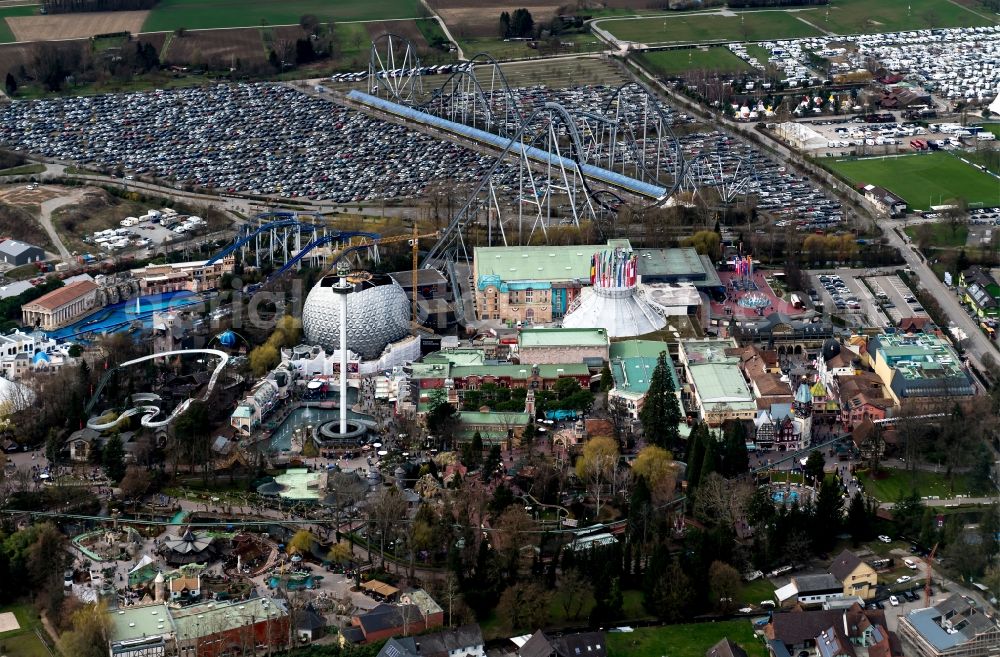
xmin=301 ymin=274 xmax=410 ymax=360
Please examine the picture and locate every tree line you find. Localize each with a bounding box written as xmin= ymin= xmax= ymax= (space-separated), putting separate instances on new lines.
xmin=42 ymin=0 xmax=158 ymax=13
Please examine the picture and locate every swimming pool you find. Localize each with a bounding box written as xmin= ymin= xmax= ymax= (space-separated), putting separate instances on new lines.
xmin=268 ymin=405 xmax=367 ymax=451
xmin=48 ymin=290 xmax=207 ymax=340
xmin=773 ymin=490 xmax=800 ymax=504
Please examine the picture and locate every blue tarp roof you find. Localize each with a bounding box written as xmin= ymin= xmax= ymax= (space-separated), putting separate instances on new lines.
xmin=347 ymin=90 xmax=667 ymax=200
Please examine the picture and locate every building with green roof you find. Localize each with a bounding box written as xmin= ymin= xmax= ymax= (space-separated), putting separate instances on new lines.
xmin=678 ymin=338 xmax=758 ymax=426
xmin=410 ymin=349 xmax=593 ymax=415
xmin=607 ymin=340 xmax=680 ymax=419
xmin=109 ymin=603 xmax=174 ymax=656
xmin=869 ymin=333 xmax=974 ymax=405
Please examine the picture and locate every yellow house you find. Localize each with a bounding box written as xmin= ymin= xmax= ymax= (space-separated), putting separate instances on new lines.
xmin=829 ymin=549 xmax=878 ymax=600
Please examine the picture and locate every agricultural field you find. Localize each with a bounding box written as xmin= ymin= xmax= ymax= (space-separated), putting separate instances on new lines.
xmin=163 ymin=27 xmax=267 ymax=68
xmin=599 ymin=11 xmax=822 ymax=46
xmin=607 ymin=621 xmax=766 ymax=657
xmin=457 ymin=31 xmax=603 ymax=61
xmin=826 ymin=152 xmax=1000 ymax=211
xmin=7 ymin=10 xmax=147 ymax=41
xmin=0 ymin=5 xmax=37 ymax=44
xmin=820 ymin=0 xmax=994 ymax=35
xmin=637 ymin=47 xmax=752 ymax=76
xmin=141 ymin=0 xmax=420 ymax=33
xmin=428 ymin=0 xmax=572 ymax=38
xmin=497 ymin=56 xmax=629 ymax=89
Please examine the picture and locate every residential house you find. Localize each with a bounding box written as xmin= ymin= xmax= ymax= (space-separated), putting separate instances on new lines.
xmin=897 ymin=594 xmax=1000 ymax=657
xmin=861 ymin=184 xmax=907 ymax=217
xmin=775 ymin=574 xmax=846 ymax=608
xmin=765 ymin=604 xmax=898 ymax=657
xmin=374 ymin=624 xmax=484 ymax=657
xmin=518 ymin=630 xmax=607 ymax=657
xmin=706 ymin=638 xmax=750 ymax=657
xmin=829 ymin=550 xmax=878 ymax=600
xmin=960 ymin=266 xmax=1000 ymax=319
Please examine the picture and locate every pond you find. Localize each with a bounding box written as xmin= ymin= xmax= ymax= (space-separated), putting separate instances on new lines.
xmin=268 ymin=404 xmax=368 ymax=452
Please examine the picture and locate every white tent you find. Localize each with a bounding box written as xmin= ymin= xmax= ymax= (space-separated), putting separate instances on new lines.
xmin=989 ymin=90 xmax=1000 ymax=115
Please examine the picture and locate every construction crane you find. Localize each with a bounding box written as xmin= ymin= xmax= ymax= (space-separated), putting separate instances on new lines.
xmin=321 ymin=229 xmax=440 ymax=324
xmin=924 ymin=542 xmax=939 ymax=607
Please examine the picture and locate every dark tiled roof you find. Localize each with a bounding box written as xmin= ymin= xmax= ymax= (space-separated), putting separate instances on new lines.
xmin=706 ymin=638 xmax=749 ymax=657
xmin=519 ymin=631 xmax=555 ymax=657
xmin=829 ymin=550 xmax=864 ymax=582
xmin=416 ymin=624 xmax=483 ymax=657
xmin=552 ymin=632 xmax=607 ymax=657
xmin=357 ymin=603 xmax=423 ymax=635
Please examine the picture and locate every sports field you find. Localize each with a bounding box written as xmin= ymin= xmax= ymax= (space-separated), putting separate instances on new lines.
xmin=141 ymin=0 xmax=420 ymax=32
xmin=827 ymin=152 xmax=1000 ymax=211
xmin=638 ymin=47 xmax=752 ymax=76
xmin=820 ymin=0 xmax=994 ymax=35
xmin=0 ymin=6 xmax=38 ymax=44
xmin=600 ymin=11 xmax=821 ymax=45
xmin=599 ymin=0 xmax=993 ymax=46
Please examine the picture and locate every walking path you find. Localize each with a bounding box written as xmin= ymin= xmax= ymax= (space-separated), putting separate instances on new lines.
xmin=420 ymin=0 xmax=463 ymax=60
xmin=37 ymin=184 xmax=85 ymax=260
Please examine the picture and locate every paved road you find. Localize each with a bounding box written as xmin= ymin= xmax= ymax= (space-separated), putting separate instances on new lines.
xmin=883 ymin=219 xmax=999 ymax=373
xmin=618 ymin=47 xmax=999 ymax=374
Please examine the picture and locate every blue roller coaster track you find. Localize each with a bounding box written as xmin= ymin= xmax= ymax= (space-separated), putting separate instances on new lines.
xmin=202 ymin=211 xmax=380 ymax=290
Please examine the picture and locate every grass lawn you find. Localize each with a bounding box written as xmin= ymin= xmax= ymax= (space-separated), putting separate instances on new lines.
xmin=0 ymin=603 xmax=52 ymax=657
xmin=745 ymin=43 xmax=771 ymax=67
xmin=0 ymin=5 xmax=38 ymax=44
xmin=979 ymin=123 xmax=1000 ymax=137
xmin=142 ymin=0 xmax=419 ymax=32
xmin=740 ymin=577 xmax=776 ymax=605
xmin=857 ymin=467 xmax=978 ymax=502
xmin=638 ymin=47 xmax=752 ymax=76
xmin=821 ymin=0 xmax=994 ymax=35
xmin=458 ymin=33 xmax=604 ymax=61
xmin=0 ymin=164 xmax=45 ymax=176
xmin=601 ymin=11 xmax=822 ymax=45
xmin=607 ymin=621 xmax=766 ymax=657
xmin=826 ymin=152 xmax=1000 ymax=211
xmin=903 ymin=221 xmax=969 ymax=248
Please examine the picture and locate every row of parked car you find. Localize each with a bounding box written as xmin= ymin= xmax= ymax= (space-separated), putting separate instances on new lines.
xmin=0 ymin=83 xmax=494 ymax=204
